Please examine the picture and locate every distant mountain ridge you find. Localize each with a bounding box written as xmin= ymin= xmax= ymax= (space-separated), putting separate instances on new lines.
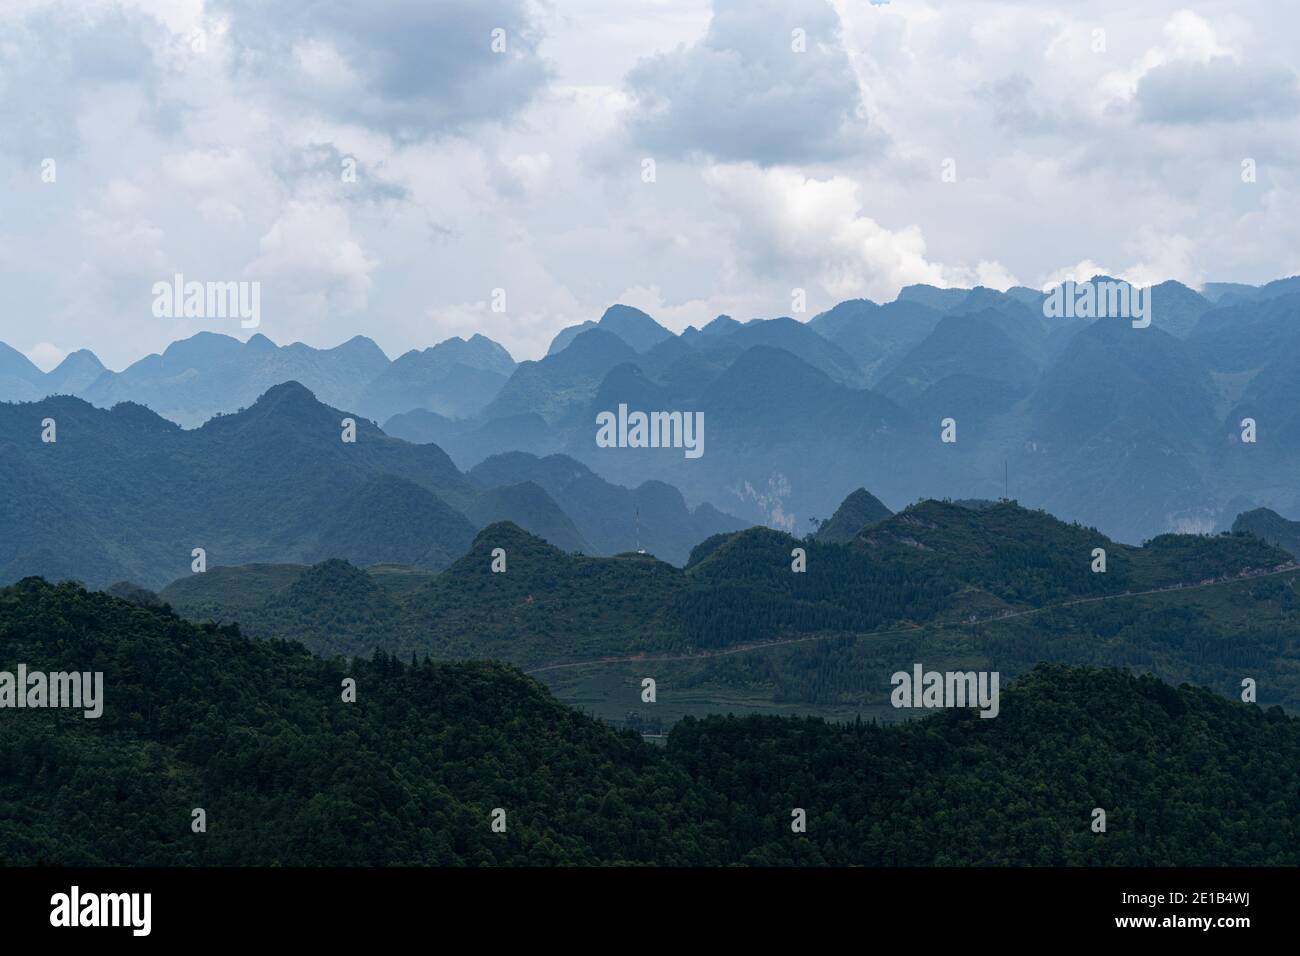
xmin=10 ymin=274 xmax=1300 ymax=545
xmin=0 ymin=381 xmax=747 ymax=588
xmin=414 ymin=274 xmax=1300 ymax=546
xmin=0 ymin=331 xmax=516 ymax=429
xmin=468 ymin=451 xmax=747 ymax=565
xmin=546 ymin=304 xmax=674 ymax=356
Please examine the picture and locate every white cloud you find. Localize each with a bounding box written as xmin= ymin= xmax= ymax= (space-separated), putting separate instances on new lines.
xmin=245 ymin=202 xmax=378 ymax=339
xmin=2 ymin=0 xmax=1300 ymax=372
xmin=702 ymin=163 xmax=1012 ymax=302
xmin=973 ymin=261 xmax=1022 ymax=291
xmin=623 ymin=0 xmax=877 ymax=165
xmin=1097 ymin=9 xmax=1297 ymax=123
xmin=1040 ymin=260 xmax=1114 ymax=289
xmin=1039 ymin=234 xmax=1200 ymax=290
xmin=25 ymin=342 xmax=66 ymax=372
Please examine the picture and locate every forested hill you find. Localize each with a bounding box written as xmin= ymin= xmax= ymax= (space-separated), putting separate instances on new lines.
xmin=1233 ymin=507 xmax=1300 ymax=559
xmin=158 ymin=499 xmax=1294 ymax=669
xmin=0 ymin=383 xmax=744 ymax=588
xmin=3 ymin=578 xmax=1299 ymax=865
xmin=684 ymin=498 xmax=1291 ymax=640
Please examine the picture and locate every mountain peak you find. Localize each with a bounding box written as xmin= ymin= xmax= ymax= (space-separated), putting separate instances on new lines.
xmin=557 ymin=327 xmax=638 ymax=363
xmin=547 ymin=305 xmax=671 ymax=357
xmin=336 ymin=335 xmax=389 ymax=360
xmin=598 ymin=303 xmax=654 ymax=323
xmin=257 ymin=380 xmax=318 ymax=402
xmin=428 ymin=333 xmax=515 ymax=372
xmin=898 ymin=284 xmax=969 ymax=312
xmin=0 ymin=341 xmax=46 ymax=383
xmin=228 ymin=380 xmax=358 ymax=430
xmin=53 ymin=348 xmax=104 ymax=370
xmin=43 ymin=348 xmax=108 ymax=393
xmin=464 ymin=520 xmax=562 ymax=560
xmin=814 ymin=488 xmax=892 ymax=544
xmin=596 ymin=304 xmax=672 ymax=352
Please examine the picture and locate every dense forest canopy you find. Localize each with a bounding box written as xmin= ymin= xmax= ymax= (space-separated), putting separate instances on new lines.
xmin=3 ymin=578 xmax=1298 ymax=866
xmin=151 ymin=500 xmax=1300 ymax=718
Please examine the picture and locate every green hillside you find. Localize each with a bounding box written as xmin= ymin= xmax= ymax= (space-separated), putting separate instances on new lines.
xmin=402 ymin=522 xmax=689 ymax=663
xmin=4 ymin=577 xmax=1299 ymax=866
xmin=1233 ymin=507 xmax=1300 ymax=559
xmin=811 ymin=487 xmax=892 ymax=544
xmin=0 ymin=382 xmax=733 ymax=588
xmin=310 ymin=475 xmax=477 ymax=570
xmin=157 ymin=497 xmax=1298 ymax=722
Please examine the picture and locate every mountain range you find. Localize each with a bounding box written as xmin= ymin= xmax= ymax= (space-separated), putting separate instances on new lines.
xmin=0 ymin=382 xmax=744 ymax=588
xmin=8 ymin=274 xmax=1300 ymax=547
xmin=378 ymin=276 xmax=1300 ymax=546
xmin=0 ymin=330 xmax=515 ymax=428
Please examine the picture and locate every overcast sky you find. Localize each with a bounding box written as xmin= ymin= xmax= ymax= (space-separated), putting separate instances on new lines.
xmin=2 ymin=0 xmax=1298 ymax=370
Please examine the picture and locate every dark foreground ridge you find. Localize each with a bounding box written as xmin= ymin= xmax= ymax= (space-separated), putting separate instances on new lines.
xmin=3 ymin=578 xmax=1298 ymax=866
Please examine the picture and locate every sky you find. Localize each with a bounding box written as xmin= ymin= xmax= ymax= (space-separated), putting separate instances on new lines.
xmin=1 ymin=0 xmax=1298 ymax=371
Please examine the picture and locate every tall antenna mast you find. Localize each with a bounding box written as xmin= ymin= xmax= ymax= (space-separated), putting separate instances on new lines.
xmin=1004 ymin=459 xmax=1008 ymax=501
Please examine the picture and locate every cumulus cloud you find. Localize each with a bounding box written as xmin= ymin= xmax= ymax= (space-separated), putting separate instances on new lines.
xmin=3 ymin=0 xmax=1300 ymax=370
xmin=1136 ymin=57 xmax=1300 ymax=123
xmin=250 ymin=202 xmax=378 ymax=319
xmin=0 ymin=3 xmax=169 ymax=161
xmin=1040 ymin=260 xmax=1115 ymax=290
xmin=624 ymin=0 xmax=875 ymax=165
xmin=975 ymin=74 xmax=1060 ymax=135
xmin=973 ymin=261 xmax=1022 ymax=292
xmin=213 ymin=0 xmax=551 ymax=140
xmin=1039 ymin=233 xmax=1200 ymax=291
xmin=1095 ymin=9 xmax=1299 ymax=124
xmin=702 ymin=163 xmax=1010 ymax=302
xmin=24 ymin=342 xmax=66 ymax=372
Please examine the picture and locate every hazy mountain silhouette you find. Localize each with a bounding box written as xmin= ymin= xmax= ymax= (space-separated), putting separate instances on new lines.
xmin=812 ymin=487 xmax=892 ymax=543
xmin=810 ymin=298 xmax=943 ymax=385
xmin=11 ymin=275 xmax=1300 ymax=545
xmin=78 ymin=332 xmax=391 ymax=427
xmin=356 ymin=334 xmax=516 ymax=422
xmin=0 ymin=330 xmax=520 ymax=430
xmin=0 ymin=382 xmax=732 ymax=587
xmin=310 ymin=474 xmax=478 ymax=569
xmin=0 ymin=341 xmax=46 ymax=401
xmin=464 ymin=480 xmax=594 ymax=555
xmin=484 ymin=328 xmax=638 ymax=424
xmin=698 ymin=316 xmax=867 ymax=387
xmin=877 ymin=312 xmax=1039 ymax=404
xmin=546 ymin=304 xmax=674 ymax=356
xmin=468 ymin=451 xmax=747 ymax=564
